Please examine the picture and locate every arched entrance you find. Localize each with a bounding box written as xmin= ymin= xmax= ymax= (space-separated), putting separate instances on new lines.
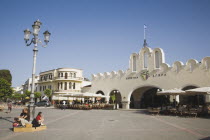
xmin=130 ymin=86 xmax=169 ymax=109
xmin=109 ymin=90 xmax=122 ymax=108
xmin=181 ymin=86 xmax=205 ymax=106
xmin=96 ymin=90 xmax=105 ymax=103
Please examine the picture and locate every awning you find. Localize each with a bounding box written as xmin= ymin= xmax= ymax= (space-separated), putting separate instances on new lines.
xmin=52 ymin=96 xmax=67 ymax=100
xmin=157 ymin=89 xmax=186 ymax=96
xmin=58 ymin=92 xmax=109 ymax=98
xmin=185 ymin=87 xmax=210 ymax=95
xmin=59 ymin=93 xmax=82 ymax=97
xmin=81 ymin=93 xmax=109 ymax=98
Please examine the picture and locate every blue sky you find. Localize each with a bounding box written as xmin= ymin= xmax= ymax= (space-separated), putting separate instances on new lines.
xmin=0 ymin=0 xmax=210 ymax=87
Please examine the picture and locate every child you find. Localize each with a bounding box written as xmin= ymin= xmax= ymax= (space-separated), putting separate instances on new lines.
xmin=36 ymin=112 xmax=44 ymax=125
xmin=13 ymin=117 xmax=20 ymax=127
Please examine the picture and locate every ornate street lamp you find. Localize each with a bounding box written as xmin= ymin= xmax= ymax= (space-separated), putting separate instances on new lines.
xmin=23 ymin=19 xmax=51 ymax=121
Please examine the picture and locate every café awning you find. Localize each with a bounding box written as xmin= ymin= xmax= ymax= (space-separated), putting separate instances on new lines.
xmin=185 ymin=87 xmax=210 ymax=95
xmin=58 ymin=92 xmax=109 ymax=98
xmin=81 ymin=93 xmax=109 ymax=98
xmin=157 ymin=89 xmax=186 ymax=96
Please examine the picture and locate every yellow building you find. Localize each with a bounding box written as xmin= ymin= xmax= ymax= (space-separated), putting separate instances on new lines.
xmin=38 ymin=68 xmax=91 ymax=103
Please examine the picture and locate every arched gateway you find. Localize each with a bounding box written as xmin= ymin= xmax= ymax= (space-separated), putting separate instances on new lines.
xmin=130 ymin=86 xmax=169 ymax=109
xmin=89 ymin=37 xmax=210 ymax=109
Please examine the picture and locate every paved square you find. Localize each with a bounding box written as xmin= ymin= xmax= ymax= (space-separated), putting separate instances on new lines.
xmin=1 ymin=108 xmax=210 ymax=140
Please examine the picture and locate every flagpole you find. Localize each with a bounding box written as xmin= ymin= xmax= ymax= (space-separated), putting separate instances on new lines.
xmin=144 ymin=24 xmax=146 ymax=40
xmin=143 ymin=24 xmax=147 ymax=47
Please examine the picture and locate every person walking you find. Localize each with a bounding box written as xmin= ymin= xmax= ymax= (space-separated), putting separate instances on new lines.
xmin=7 ymin=101 xmax=12 ymax=113
xmin=62 ymin=100 xmax=66 ymax=110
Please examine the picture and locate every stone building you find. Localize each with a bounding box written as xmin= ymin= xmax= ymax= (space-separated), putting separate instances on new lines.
xmin=90 ymin=39 xmax=210 ymax=109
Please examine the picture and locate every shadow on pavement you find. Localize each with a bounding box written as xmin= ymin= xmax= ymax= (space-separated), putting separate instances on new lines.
xmin=0 ymin=116 xmax=13 ymax=123
xmin=132 ymin=109 xmax=151 ymax=115
xmin=200 ymin=136 xmax=210 ymax=140
xmin=132 ymin=109 xmax=210 ymax=119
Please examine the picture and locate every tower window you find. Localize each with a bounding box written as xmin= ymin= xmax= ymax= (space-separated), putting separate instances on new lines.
xmin=155 ymin=51 xmax=160 ymax=68
xmin=132 ymin=55 xmax=137 ymax=72
xmin=205 ymin=61 xmax=209 ymax=70
xmin=189 ymin=64 xmax=193 ymax=72
xmin=144 ymin=52 xmax=148 ymax=68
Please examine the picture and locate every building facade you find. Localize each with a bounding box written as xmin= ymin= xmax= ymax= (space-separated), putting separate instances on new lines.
xmin=90 ymin=40 xmax=210 ymax=109
xmin=37 ymin=68 xmax=91 ymax=102
xmin=13 ymin=85 xmax=24 ymax=94
xmin=22 ymin=76 xmax=39 ymax=93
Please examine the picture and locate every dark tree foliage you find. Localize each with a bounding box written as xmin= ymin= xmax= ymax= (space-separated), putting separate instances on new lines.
xmin=0 ymin=69 xmax=12 ymax=84
xmin=0 ymin=78 xmax=13 ymax=99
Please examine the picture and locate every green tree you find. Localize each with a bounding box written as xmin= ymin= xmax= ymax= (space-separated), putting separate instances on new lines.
xmin=44 ymin=89 xmax=52 ymax=101
xmin=21 ymin=93 xmax=27 ymax=101
xmin=25 ymin=90 xmax=31 ymax=97
xmin=110 ymin=94 xmax=116 ymax=104
xmin=12 ymin=93 xmax=22 ymax=101
xmin=0 ymin=70 xmax=12 ymax=84
xmin=0 ymin=78 xmax=13 ymax=101
xmin=34 ymin=92 xmax=41 ymax=103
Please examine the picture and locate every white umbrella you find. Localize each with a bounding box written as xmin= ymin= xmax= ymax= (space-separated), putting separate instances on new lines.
xmin=157 ymin=89 xmax=186 ymax=96
xmin=82 ymin=93 xmax=102 ymax=97
xmin=59 ymin=93 xmax=73 ymax=97
xmin=52 ymin=96 xmax=59 ymax=100
xmin=185 ymin=87 xmax=210 ymax=95
xmin=95 ymin=93 xmax=103 ymax=97
xmin=81 ymin=93 xmax=94 ymax=97
xmin=101 ymin=95 xmax=110 ymax=98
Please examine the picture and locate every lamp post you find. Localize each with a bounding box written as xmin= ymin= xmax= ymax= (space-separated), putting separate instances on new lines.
xmin=24 ymin=20 xmax=51 ymax=121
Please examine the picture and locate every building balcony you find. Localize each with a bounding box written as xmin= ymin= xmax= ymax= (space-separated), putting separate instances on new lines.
xmin=38 ymin=79 xmax=53 ymax=83
xmin=38 ymin=77 xmax=84 ymax=83
xmin=54 ymin=77 xmax=84 ymax=81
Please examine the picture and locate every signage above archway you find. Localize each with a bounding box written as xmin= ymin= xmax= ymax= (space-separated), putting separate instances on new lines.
xmin=140 ymin=70 xmax=149 ymax=80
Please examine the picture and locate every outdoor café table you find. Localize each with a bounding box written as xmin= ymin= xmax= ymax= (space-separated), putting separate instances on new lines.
xmin=169 ymin=108 xmax=178 ymax=116
xmin=189 ymin=108 xmax=198 ymax=117
xmin=148 ymin=108 xmax=160 ymax=115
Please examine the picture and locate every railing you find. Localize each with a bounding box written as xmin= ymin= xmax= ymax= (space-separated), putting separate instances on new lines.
xmin=38 ymin=77 xmax=84 ymax=82
xmin=54 ymin=77 xmax=84 ymax=81
xmin=38 ymin=79 xmax=53 ymax=82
